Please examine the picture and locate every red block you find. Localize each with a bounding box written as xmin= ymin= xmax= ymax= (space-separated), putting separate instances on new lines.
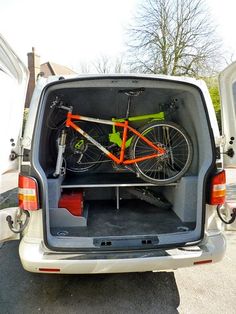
xmin=58 ymin=190 xmax=84 ymax=216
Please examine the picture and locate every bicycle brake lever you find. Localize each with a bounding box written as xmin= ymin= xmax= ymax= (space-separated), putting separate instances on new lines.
xmin=50 ymin=98 xmax=72 ymax=112
xmin=50 ymin=100 xmax=58 ymax=109
xmin=50 ymin=96 xmax=62 ymax=109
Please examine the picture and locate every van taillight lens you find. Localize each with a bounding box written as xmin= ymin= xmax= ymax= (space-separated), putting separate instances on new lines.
xmin=209 ymin=170 xmax=226 ymax=205
xmin=18 ymin=175 xmax=39 ymax=211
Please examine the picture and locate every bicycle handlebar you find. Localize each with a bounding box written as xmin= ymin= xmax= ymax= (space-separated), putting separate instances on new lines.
xmin=50 ymin=97 xmax=73 ymax=112
xmin=59 ymin=104 xmax=73 ymax=112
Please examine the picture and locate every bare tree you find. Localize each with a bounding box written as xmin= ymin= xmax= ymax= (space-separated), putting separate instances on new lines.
xmin=93 ymin=54 xmax=128 ymax=73
xmin=78 ymin=62 xmax=91 ymax=73
xmin=128 ymin=0 xmax=223 ymax=76
xmin=93 ymin=55 xmax=111 ymax=73
xmin=114 ymin=56 xmax=125 ymax=73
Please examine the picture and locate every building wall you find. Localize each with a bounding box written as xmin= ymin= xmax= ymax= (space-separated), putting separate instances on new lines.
xmin=25 ymin=47 xmax=40 ymax=108
xmin=24 ymin=49 xmax=77 ymax=108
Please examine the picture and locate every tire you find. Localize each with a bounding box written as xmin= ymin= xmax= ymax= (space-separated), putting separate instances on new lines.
xmin=129 ymin=121 xmax=193 ymax=184
xmin=126 ymin=187 xmax=172 ymax=209
xmin=57 ymin=121 xmax=105 ymax=173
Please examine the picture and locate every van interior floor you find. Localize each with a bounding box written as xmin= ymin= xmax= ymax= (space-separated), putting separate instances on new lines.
xmin=50 ymin=200 xmax=195 ymax=237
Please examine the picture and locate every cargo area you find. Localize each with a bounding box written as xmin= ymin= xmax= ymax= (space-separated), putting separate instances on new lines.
xmin=48 ymin=175 xmax=197 ymax=238
xmin=32 ymin=76 xmax=214 ymax=250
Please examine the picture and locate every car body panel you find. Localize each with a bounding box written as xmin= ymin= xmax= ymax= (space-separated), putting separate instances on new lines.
xmin=219 ymin=62 xmax=236 ymax=167
xmin=0 ymin=34 xmax=28 ymax=175
xmin=0 ymin=34 xmax=230 ymax=273
xmin=19 ymin=232 xmax=226 ymax=273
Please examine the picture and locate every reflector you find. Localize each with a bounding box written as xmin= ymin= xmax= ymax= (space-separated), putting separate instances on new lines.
xmin=194 ymin=259 xmax=212 ymax=265
xmin=38 ymin=268 xmax=60 ymax=272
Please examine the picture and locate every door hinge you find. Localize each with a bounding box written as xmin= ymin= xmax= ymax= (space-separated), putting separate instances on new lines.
xmin=219 ymin=134 xmax=235 ymax=158
xmin=9 ymin=150 xmax=23 ymax=161
xmin=221 ymin=148 xmax=235 ymax=158
xmin=9 ymin=137 xmax=24 ymax=161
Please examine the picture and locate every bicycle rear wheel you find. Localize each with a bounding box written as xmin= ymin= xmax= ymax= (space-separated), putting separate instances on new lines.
xmin=58 ymin=121 xmax=105 ymax=173
xmin=129 ymin=121 xmax=193 ymax=184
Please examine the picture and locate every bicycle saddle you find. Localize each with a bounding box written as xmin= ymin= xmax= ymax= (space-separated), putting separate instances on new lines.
xmin=118 ymin=87 xmax=145 ymax=96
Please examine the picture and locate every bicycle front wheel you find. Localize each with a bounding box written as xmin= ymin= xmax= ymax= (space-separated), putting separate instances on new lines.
xmin=129 ymin=121 xmax=193 ymax=184
xmin=57 ymin=121 xmax=105 ymax=173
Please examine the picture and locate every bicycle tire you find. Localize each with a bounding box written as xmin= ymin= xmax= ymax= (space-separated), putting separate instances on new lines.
xmin=57 ymin=121 xmax=105 ymax=173
xmin=126 ymin=187 xmax=172 ymax=209
xmin=129 ymin=121 xmax=193 ymax=184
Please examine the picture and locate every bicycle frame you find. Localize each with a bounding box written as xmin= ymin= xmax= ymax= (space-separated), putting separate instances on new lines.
xmin=65 ymin=111 xmax=166 ymax=165
xmin=110 ymin=111 xmax=165 ymax=148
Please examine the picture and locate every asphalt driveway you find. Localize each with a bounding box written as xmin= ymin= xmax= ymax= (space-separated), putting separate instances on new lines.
xmin=0 ymin=232 xmax=235 ymax=314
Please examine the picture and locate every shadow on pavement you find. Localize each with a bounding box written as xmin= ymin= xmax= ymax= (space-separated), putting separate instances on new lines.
xmin=0 ymin=188 xmax=18 ymax=209
xmin=0 ymin=241 xmax=180 ymax=314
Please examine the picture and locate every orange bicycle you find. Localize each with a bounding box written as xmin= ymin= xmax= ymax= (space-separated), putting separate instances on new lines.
xmin=51 ymin=89 xmax=193 ymax=184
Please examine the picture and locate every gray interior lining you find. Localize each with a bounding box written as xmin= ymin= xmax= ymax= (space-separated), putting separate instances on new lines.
xmin=47 ymin=177 xmax=198 ymax=246
xmin=32 ymin=76 xmax=214 ymax=249
xmin=50 ymin=200 xmax=195 ymax=237
xmin=39 ymin=83 xmax=201 ymax=176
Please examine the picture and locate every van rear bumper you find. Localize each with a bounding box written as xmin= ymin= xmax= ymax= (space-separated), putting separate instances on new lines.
xmin=19 ymin=232 xmax=226 ymax=274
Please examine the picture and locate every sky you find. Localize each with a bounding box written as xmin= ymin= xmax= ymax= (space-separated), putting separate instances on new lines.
xmin=0 ymin=0 xmax=236 ymax=72
xmin=208 ymin=0 xmax=236 ymax=59
xmin=0 ymin=0 xmax=138 ymax=71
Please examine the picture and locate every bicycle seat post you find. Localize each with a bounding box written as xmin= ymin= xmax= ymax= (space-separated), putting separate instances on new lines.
xmin=119 ymin=88 xmax=145 ymax=119
xmin=125 ymin=95 xmax=132 ymax=119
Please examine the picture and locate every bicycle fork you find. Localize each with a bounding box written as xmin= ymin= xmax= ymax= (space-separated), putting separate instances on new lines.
xmin=163 ymin=126 xmax=174 ymax=166
xmin=53 ymin=129 xmax=67 ymax=177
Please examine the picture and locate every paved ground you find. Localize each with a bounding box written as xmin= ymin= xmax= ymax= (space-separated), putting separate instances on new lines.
xmin=0 ymin=232 xmax=235 ymax=314
xmin=0 ymin=171 xmax=18 ymax=194
xmin=0 ymin=170 xmax=236 ymax=314
xmin=0 ymin=171 xmax=18 ymax=209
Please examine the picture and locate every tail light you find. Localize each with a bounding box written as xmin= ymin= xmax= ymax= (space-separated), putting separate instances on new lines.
xmin=209 ymin=170 xmax=226 ymax=205
xmin=18 ymin=175 xmax=39 ymax=211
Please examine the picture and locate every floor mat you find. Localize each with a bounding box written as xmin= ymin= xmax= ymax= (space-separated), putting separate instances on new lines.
xmin=51 ymin=199 xmax=195 ymax=237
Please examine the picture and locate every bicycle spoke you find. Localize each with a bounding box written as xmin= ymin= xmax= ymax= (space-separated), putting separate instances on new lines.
xmin=61 ymin=121 xmax=105 ymax=172
xmin=130 ymin=122 xmax=192 ymax=183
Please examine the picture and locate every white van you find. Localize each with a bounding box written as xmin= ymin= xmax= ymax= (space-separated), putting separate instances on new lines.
xmin=0 ymin=34 xmax=235 ymax=274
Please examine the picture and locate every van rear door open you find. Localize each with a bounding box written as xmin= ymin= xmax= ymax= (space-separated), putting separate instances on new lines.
xmin=0 ymin=34 xmax=28 ymax=175
xmin=219 ymin=62 xmax=236 ymax=168
xmin=0 ymin=34 xmax=28 ymax=243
